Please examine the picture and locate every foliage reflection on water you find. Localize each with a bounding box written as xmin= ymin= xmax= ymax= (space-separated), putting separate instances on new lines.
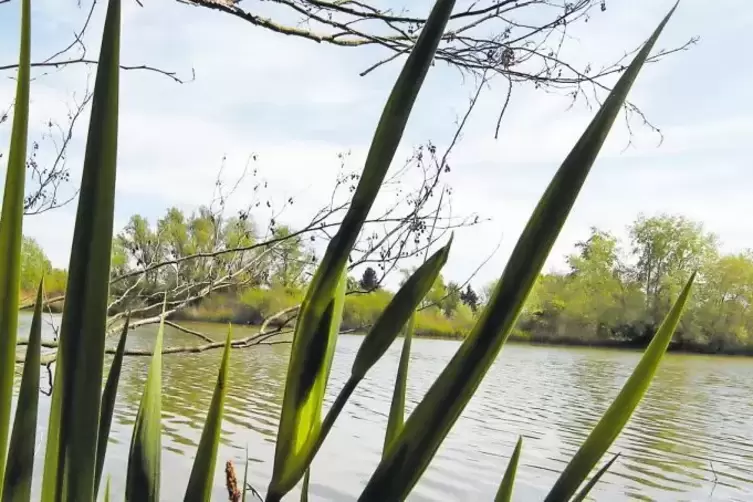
xmin=17 ymin=313 xmax=753 ymax=501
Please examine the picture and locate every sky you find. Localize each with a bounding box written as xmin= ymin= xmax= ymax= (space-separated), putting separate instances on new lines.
xmin=0 ymin=0 xmax=751 ymax=290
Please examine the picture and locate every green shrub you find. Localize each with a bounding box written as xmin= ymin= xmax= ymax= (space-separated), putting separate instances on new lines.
xmin=341 ymin=290 xmax=392 ymax=330
xmin=239 ymin=286 xmax=304 ymax=322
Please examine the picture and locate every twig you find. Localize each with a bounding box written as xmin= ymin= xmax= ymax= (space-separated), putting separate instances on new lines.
xmin=0 ymin=60 xmax=194 ymax=84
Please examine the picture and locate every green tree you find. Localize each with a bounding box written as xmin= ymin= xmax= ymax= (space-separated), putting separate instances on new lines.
xmin=459 ymin=284 xmax=479 ymax=312
xmin=629 ymin=214 xmax=717 ymax=322
xmin=20 ymin=237 xmax=51 ymax=292
xmin=685 ymin=251 xmax=753 ymax=349
xmin=267 ymin=225 xmax=314 ymax=288
xmin=358 ymin=267 xmax=379 ymax=291
xmin=561 ymin=228 xmax=625 ymax=336
xmin=442 ymin=281 xmax=461 ymax=317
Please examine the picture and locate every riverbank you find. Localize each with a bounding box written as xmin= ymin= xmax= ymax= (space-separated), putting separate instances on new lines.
xmin=29 ymin=287 xmax=753 ymax=357
xmin=169 ymin=290 xmax=476 ymax=339
xmin=170 ymin=311 xmax=753 ymax=357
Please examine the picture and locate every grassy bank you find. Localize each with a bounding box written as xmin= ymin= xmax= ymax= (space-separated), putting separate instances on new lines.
xmin=173 ymin=295 xmax=753 ymax=357
xmin=170 ymin=288 xmax=476 ymax=339
xmin=30 ymin=284 xmax=753 ymax=356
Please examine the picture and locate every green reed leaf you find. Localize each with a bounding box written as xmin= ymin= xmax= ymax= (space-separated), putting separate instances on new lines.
xmin=40 ymin=1 xmax=122 ymax=499
xmin=184 ymin=326 xmax=233 ymax=502
xmin=352 ymin=239 xmax=451 ymax=380
xmin=268 ymin=1 xmax=455 ymax=499
xmin=241 ymin=446 xmax=249 ymax=502
xmin=125 ymin=306 xmax=165 ymax=502
xmin=494 ymin=437 xmax=522 ymax=502
xmin=358 ymin=5 xmax=679 ymax=500
xmin=300 ymin=469 xmax=310 ymax=502
xmin=271 ymin=241 xmax=450 ymax=494
xmin=571 ymin=452 xmax=620 ymax=502
xmin=40 ymin=347 xmax=63 ymax=501
xmin=545 ymin=273 xmax=694 ymax=501
xmin=94 ymin=317 xmax=130 ymax=497
xmin=267 ymin=274 xmax=345 ymax=500
xmin=1 ymin=280 xmax=42 ymax=502
xmin=383 ymin=314 xmax=415 ymax=456
xmin=103 ymin=476 xmax=110 ymax=502
xmin=0 ymin=0 xmax=30 ymax=485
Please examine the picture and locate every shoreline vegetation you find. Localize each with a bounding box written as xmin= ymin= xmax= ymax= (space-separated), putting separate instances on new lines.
xmin=19 ymin=213 xmax=753 ymax=358
xmin=162 ymin=310 xmax=753 ymax=358
xmin=24 ymin=293 xmax=751 ymax=358
xmin=27 ymin=294 xmax=753 ymax=356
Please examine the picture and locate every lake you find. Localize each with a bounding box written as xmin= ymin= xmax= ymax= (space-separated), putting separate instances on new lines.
xmin=15 ymin=313 xmax=753 ymax=501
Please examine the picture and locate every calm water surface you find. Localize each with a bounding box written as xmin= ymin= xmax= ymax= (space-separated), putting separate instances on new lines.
xmin=16 ymin=313 xmax=753 ymax=501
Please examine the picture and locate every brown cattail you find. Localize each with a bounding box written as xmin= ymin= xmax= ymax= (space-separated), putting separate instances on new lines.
xmin=225 ymin=460 xmax=241 ymax=502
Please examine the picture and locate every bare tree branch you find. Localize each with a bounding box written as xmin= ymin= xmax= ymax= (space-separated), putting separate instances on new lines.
xmin=179 ymin=0 xmax=695 ymax=137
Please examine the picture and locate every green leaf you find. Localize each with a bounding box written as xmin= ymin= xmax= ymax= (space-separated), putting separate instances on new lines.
xmin=571 ymin=453 xmax=620 ymax=502
xmin=1 ymin=280 xmax=42 ymax=501
xmin=545 ymin=273 xmax=694 ymax=501
xmin=125 ymin=307 xmax=165 ymax=502
xmin=40 ymin=345 xmax=63 ymax=502
xmin=267 ymin=273 xmax=346 ymax=500
xmin=494 ymin=437 xmax=522 ymax=502
xmin=94 ymin=317 xmax=130 ymax=497
xmin=358 ymin=5 xmax=679 ymax=500
xmin=40 ymin=0 xmax=122 ymax=499
xmin=268 ymin=0 xmax=455 ymax=497
xmin=184 ymin=326 xmax=232 ymax=502
xmin=103 ymin=476 xmax=110 ymax=502
xmin=241 ymin=446 xmax=249 ymax=502
xmin=300 ymin=469 xmax=310 ymax=502
xmin=270 ymin=241 xmax=450 ymax=497
xmin=383 ymin=314 xmax=415 ymax=456
xmin=352 ymin=239 xmax=451 ymax=380
xmin=0 ymin=0 xmax=30 ymax=485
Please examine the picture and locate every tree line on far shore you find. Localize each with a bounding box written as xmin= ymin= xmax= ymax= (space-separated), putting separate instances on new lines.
xmin=20 ymin=210 xmax=753 ymax=354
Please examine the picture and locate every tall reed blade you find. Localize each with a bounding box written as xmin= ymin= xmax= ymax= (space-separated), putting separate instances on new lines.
xmin=266 ymin=274 xmax=345 ymax=500
xmin=94 ymin=317 xmax=131 ymax=496
xmin=241 ymin=446 xmax=249 ymax=502
xmin=41 ymin=0 xmax=122 ymax=499
xmin=40 ymin=347 xmax=63 ymax=501
xmin=268 ymin=0 xmax=455 ymax=499
xmin=545 ymin=273 xmax=694 ymax=501
xmin=571 ymin=452 xmax=620 ymax=502
xmin=300 ymin=469 xmax=310 ymax=502
xmin=0 ymin=0 xmax=30 ymax=484
xmin=383 ymin=314 xmax=415 ymax=456
xmin=351 ymin=238 xmax=451 ymax=381
xmin=272 ymin=241 xmax=450 ymax=496
xmin=494 ymin=437 xmax=522 ymax=502
xmin=1 ymin=280 xmax=42 ymax=502
xmin=184 ymin=326 xmax=233 ymax=502
xmin=125 ymin=309 xmax=165 ymax=502
xmin=358 ymin=5 xmax=679 ymax=500
xmin=103 ymin=477 xmax=111 ymax=502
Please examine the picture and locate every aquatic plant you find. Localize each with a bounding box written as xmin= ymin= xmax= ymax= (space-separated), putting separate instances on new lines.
xmin=0 ymin=0 xmax=690 ymax=500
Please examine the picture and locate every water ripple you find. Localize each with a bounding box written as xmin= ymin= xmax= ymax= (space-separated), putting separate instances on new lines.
xmin=15 ymin=314 xmax=753 ymax=501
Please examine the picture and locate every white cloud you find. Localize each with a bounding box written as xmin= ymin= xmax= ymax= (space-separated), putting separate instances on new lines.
xmin=0 ymin=0 xmax=750 ymax=290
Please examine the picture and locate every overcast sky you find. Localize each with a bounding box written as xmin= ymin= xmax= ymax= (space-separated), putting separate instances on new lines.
xmin=0 ymin=0 xmax=751 ymax=290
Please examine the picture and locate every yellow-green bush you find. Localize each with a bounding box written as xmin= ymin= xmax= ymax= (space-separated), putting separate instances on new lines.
xmin=411 ymin=304 xmax=476 ymax=339
xmin=342 ymin=290 xmax=392 ymax=330
xmin=239 ymin=285 xmax=304 ymax=321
